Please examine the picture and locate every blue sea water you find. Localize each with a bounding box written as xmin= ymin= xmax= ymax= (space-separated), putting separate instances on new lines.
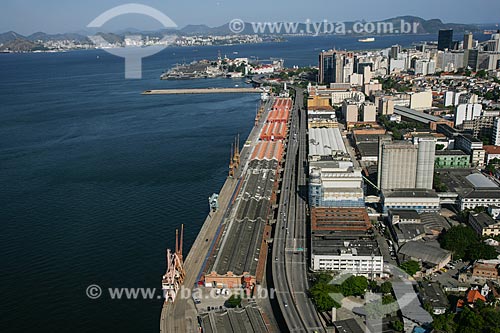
xmin=0 ymin=33 xmax=473 ymax=332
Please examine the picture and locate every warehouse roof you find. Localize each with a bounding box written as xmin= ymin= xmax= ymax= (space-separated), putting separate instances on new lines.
xmin=211 ymin=159 xmax=277 ymax=276
xmin=309 ymin=127 xmax=347 ymax=156
xmin=199 ymin=305 xmax=268 ymax=333
xmin=419 ymin=282 xmax=449 ymax=310
xmin=251 ymin=141 xmax=284 ymax=162
xmin=466 ymin=173 xmax=498 ymax=188
xmin=357 ymin=142 xmax=379 ymax=158
xmin=311 ymin=207 xmax=371 ymax=232
xmin=333 ymin=319 xmax=366 ymax=333
xmin=383 ymin=189 xmax=439 ymax=199
xmin=398 ymin=240 xmax=451 ymax=265
xmin=435 ymin=150 xmax=468 ymax=156
xmin=389 ymin=209 xmax=421 ymax=221
xmin=469 ymin=212 xmax=498 ymax=229
xmin=394 ymin=106 xmax=442 ymax=124
xmin=312 ymin=236 xmax=381 ymax=256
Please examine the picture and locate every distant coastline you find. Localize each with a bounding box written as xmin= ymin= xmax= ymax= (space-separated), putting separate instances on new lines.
xmin=0 ymin=15 xmax=486 ymax=53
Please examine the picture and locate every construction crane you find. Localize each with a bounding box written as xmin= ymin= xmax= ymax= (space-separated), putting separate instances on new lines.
xmin=161 ymin=225 xmax=185 ymax=303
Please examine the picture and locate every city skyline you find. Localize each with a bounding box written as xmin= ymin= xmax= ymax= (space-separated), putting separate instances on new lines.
xmin=2 ymin=0 xmax=500 ymax=35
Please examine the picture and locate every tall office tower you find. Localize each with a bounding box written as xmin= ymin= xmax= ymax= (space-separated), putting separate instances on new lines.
xmin=378 ymin=140 xmax=418 ymax=191
xmin=463 ymin=32 xmax=473 ymax=50
xmin=319 ymin=50 xmax=345 ymax=84
xmin=438 ymin=29 xmax=453 ymax=51
xmin=390 ymin=45 xmax=401 ymax=60
xmin=415 ymin=138 xmax=436 ymax=189
xmin=464 ymin=49 xmax=479 ymax=71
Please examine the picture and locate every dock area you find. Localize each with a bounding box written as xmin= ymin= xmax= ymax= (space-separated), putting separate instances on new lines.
xmin=160 ymin=97 xmax=275 ymax=333
xmin=143 ymin=88 xmax=262 ymax=95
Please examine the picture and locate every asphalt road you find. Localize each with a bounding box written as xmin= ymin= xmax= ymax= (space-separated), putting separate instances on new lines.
xmin=271 ymin=88 xmax=324 ymax=333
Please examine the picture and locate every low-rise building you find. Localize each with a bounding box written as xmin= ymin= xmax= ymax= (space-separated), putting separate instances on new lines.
xmin=455 ymin=134 xmax=485 ymax=167
xmin=309 ymin=166 xmax=364 ymax=208
xmin=333 ymin=318 xmax=367 ymax=333
xmin=382 ymin=189 xmax=441 ymax=213
xmin=484 ymin=145 xmax=500 ymax=164
xmin=389 ymin=209 xmax=421 ymax=225
xmin=311 ymin=237 xmax=384 ymax=276
xmin=472 ymin=262 xmax=499 ymax=279
xmin=398 ymin=240 xmax=452 ymax=274
xmin=419 ymin=282 xmax=450 ymax=315
xmin=435 ymin=150 xmax=471 ymax=169
xmin=311 ymin=207 xmax=372 ymax=232
xmin=438 ymin=169 xmax=500 ymax=210
xmin=469 ymin=212 xmax=500 ymax=237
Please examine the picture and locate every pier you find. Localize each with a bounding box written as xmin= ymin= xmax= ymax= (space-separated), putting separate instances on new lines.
xmin=142 ymin=88 xmax=262 ymax=95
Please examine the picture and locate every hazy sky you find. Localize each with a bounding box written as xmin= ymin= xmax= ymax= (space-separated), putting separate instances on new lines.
xmin=2 ymin=0 xmax=500 ymax=35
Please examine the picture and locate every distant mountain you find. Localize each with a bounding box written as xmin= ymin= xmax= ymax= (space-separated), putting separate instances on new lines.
xmin=0 ymin=31 xmax=25 ymax=44
xmin=27 ymin=32 xmax=90 ymax=42
xmin=173 ymin=16 xmax=480 ymax=36
xmin=92 ymin=32 xmax=123 ymax=44
xmin=373 ymin=16 xmax=479 ymax=34
xmin=1 ymin=38 xmax=42 ymax=52
xmin=0 ymin=15 xmax=485 ymax=51
xmin=180 ymin=24 xmax=212 ymax=35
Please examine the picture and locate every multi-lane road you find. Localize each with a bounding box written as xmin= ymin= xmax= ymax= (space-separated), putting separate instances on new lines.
xmin=272 ymin=88 xmax=324 ymax=333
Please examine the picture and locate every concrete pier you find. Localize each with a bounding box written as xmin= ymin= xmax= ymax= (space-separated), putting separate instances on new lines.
xmin=143 ymin=88 xmax=262 ymax=95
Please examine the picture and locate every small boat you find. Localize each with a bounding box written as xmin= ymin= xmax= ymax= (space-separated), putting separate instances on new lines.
xmin=358 ymin=37 xmax=375 ymax=43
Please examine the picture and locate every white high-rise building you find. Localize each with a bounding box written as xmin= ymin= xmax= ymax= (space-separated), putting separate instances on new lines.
xmin=455 ymin=103 xmax=483 ymax=127
xmin=493 ymin=117 xmax=500 ymax=146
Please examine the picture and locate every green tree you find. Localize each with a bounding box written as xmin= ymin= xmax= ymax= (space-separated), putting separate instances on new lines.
xmin=368 ymin=280 xmax=378 ymax=292
xmin=380 ymin=281 xmax=393 ymax=295
xmin=309 ymin=273 xmax=342 ymax=311
xmin=400 ymin=260 xmax=420 ymax=276
xmin=482 ymin=308 xmax=500 ymax=333
xmin=476 ymin=70 xmax=487 ymax=79
xmin=467 ymin=242 xmax=498 ymax=261
xmin=225 ymin=295 xmax=242 ymax=308
xmin=457 ymin=307 xmax=484 ymax=333
xmin=439 ymin=225 xmax=478 ymax=260
xmin=433 ymin=312 xmax=457 ymax=333
xmin=309 ymin=282 xmax=341 ymax=311
xmin=390 ymin=319 xmax=404 ymax=332
xmin=341 ymin=276 xmax=368 ymax=297
xmin=382 ymin=294 xmax=396 ymax=305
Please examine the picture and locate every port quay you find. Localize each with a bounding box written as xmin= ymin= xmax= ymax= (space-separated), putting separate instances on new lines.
xmin=142 ymin=88 xmax=263 ymax=95
xmin=147 ymin=88 xmax=298 ymax=332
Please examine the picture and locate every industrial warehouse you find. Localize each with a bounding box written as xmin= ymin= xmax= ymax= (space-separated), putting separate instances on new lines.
xmin=203 ymin=98 xmax=291 ymax=290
